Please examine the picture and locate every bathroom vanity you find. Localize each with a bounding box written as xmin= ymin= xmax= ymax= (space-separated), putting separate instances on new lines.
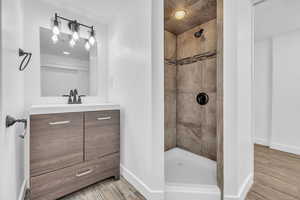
xmin=23 ymin=16 xmax=122 ymax=199
xmin=28 ymin=104 xmax=120 ymax=200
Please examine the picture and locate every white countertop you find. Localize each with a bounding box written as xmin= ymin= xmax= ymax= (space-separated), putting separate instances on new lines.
xmin=29 ymin=103 xmax=120 ymax=115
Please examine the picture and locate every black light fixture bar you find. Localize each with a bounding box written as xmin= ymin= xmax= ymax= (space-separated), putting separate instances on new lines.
xmin=54 ymin=13 xmax=94 ymax=31
xmin=51 ymin=13 xmax=96 ymax=50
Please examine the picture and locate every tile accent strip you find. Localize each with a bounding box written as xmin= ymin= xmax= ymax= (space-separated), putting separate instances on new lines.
xmin=177 ymin=51 xmax=217 ymax=66
xmin=164 ymin=51 xmax=217 ymax=66
xmin=164 ymin=58 xmax=177 ymax=65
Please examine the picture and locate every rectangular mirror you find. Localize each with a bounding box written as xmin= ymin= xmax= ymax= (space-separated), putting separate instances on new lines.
xmin=40 ymin=27 xmax=98 ymax=97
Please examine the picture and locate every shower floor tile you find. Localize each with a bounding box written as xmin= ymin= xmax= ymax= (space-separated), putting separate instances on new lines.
xmin=165 ymin=147 xmax=217 ymax=186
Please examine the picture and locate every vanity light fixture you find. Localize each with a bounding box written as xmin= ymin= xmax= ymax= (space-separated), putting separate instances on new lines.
xmin=51 ymin=13 xmax=96 ymax=51
xmin=84 ymin=39 xmax=91 ymax=51
xmin=51 ymin=34 xmax=58 ymax=44
xmin=88 ymin=27 xmax=96 ymax=46
xmin=69 ymin=21 xmax=80 ymax=41
xmin=52 ymin=13 xmax=61 ymax=35
xmin=63 ymin=51 xmax=71 ymax=55
xmin=69 ymin=39 xmax=76 ymax=48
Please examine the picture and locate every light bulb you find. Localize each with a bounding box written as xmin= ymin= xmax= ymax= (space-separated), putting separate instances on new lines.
xmin=88 ymin=36 xmax=96 ymax=46
xmin=51 ymin=34 xmax=58 ymax=44
xmin=52 ymin=25 xmax=60 ymax=35
xmin=72 ymin=31 xmax=79 ymax=41
xmin=69 ymin=39 xmax=76 ymax=48
xmin=52 ymin=14 xmax=60 ymax=35
xmin=85 ymin=41 xmax=91 ymax=51
xmin=174 ymin=10 xmax=186 ymax=20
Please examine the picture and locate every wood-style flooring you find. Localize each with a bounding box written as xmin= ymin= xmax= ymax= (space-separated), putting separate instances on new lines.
xmin=25 ymin=177 xmax=146 ymax=200
xmin=25 ymin=145 xmax=300 ymax=200
xmin=247 ymin=144 xmax=300 ymax=200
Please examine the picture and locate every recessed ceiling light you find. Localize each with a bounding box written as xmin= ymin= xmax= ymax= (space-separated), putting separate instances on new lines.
xmin=63 ymin=51 xmax=70 ymax=55
xmin=174 ymin=10 xmax=187 ymax=20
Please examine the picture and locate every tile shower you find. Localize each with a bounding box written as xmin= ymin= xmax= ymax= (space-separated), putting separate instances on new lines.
xmin=164 ymin=11 xmax=220 ymax=199
xmin=165 ymin=19 xmax=217 ymax=160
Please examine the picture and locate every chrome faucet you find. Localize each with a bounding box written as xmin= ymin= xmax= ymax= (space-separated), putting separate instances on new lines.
xmin=62 ymin=89 xmax=85 ymax=104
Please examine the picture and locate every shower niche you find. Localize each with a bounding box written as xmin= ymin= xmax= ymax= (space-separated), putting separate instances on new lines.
xmin=164 ymin=0 xmax=222 ymax=199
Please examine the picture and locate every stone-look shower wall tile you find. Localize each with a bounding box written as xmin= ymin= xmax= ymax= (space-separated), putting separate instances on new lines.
xmin=202 ymin=58 xmax=217 ymax=92
xmin=176 ymin=19 xmax=217 ymax=160
xmin=176 ymin=92 xmax=205 ymax=124
xmin=177 ymin=123 xmax=216 ymax=161
xmin=176 ymin=91 xmax=217 ymax=160
xmin=177 ymin=62 xmax=203 ymax=93
xmin=164 ymin=31 xmax=177 ymax=151
xmin=165 ymin=64 xmax=177 ymax=92
xmin=177 ymin=58 xmax=216 ymax=93
xmin=177 ymin=19 xmax=217 ymax=60
xmin=165 ymin=31 xmax=177 ymax=60
xmin=165 ymin=91 xmax=177 ymax=150
xmin=204 ymin=92 xmax=217 ymax=126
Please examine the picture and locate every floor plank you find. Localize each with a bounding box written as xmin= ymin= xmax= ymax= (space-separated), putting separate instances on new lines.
xmin=246 ymin=145 xmax=300 ymax=200
xmin=60 ymin=177 xmax=146 ymax=200
xmin=25 ymin=177 xmax=146 ymax=200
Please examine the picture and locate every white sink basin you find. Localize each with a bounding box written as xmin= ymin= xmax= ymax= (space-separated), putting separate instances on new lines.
xmin=30 ymin=103 xmax=120 ymax=115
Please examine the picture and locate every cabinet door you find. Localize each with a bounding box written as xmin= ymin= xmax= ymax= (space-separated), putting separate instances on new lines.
xmin=85 ymin=110 xmax=120 ymax=161
xmin=30 ymin=153 xmax=119 ymax=200
xmin=30 ymin=112 xmax=84 ymax=177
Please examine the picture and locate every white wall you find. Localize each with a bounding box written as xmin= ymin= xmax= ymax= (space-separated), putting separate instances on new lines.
xmin=253 ymin=33 xmax=300 ymax=154
xmin=23 ymin=0 xmax=108 ymax=107
xmin=40 ymin=54 xmax=90 ymax=96
xmin=255 ymin=0 xmax=300 ymax=41
xmin=253 ymin=0 xmax=300 ymax=155
xmin=271 ymin=30 xmax=300 ymax=155
xmin=223 ymin=0 xmax=254 ymax=199
xmin=253 ymin=39 xmax=272 ymax=145
xmin=151 ymin=0 xmax=165 ymax=193
xmin=0 ymin=0 xmax=26 ymax=199
xmin=108 ymin=0 xmax=164 ymax=199
xmin=41 ymin=67 xmax=89 ymax=97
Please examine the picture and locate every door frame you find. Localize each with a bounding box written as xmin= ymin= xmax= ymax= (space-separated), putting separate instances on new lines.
xmin=250 ymin=0 xmax=271 ymax=148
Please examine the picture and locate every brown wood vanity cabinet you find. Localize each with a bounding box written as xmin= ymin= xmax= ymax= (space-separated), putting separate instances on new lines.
xmin=30 ymin=110 xmax=120 ymax=200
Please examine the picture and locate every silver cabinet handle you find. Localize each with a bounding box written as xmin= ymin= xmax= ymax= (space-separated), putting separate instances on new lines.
xmin=96 ymin=117 xmax=112 ymax=121
xmin=48 ymin=120 xmax=71 ymax=125
xmin=76 ymin=169 xmax=93 ymax=177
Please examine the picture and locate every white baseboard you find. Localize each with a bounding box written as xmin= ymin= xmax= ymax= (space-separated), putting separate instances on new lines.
xmin=254 ymin=138 xmax=269 ymax=146
xmin=224 ymin=174 xmax=253 ymax=200
xmin=120 ymin=165 xmax=164 ymax=200
xmin=18 ymin=180 xmax=27 ymax=200
xmin=270 ymin=142 xmax=300 ymax=155
xmin=165 ymin=184 xmax=220 ymax=200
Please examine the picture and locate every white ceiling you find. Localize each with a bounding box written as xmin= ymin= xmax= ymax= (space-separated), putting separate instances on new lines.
xmin=255 ymin=0 xmax=300 ymax=41
xmin=39 ymin=0 xmax=126 ymax=23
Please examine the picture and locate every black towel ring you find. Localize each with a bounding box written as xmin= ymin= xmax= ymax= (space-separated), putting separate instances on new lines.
xmin=19 ymin=48 xmax=32 ymax=71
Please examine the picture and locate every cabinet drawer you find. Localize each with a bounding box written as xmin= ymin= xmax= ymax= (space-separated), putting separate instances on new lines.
xmin=30 ymin=112 xmax=84 ymax=177
xmin=31 ymin=153 xmax=120 ymax=200
xmin=85 ymin=110 xmax=120 ymax=126
xmin=85 ymin=110 xmax=120 ymax=160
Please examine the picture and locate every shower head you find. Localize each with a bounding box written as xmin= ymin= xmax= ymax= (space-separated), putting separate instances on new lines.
xmin=194 ymin=29 xmax=204 ymax=38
